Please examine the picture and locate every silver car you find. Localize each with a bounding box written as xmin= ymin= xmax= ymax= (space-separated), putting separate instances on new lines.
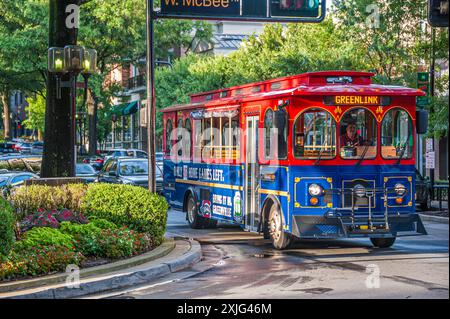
xmin=103 ymin=149 xmax=148 ymax=162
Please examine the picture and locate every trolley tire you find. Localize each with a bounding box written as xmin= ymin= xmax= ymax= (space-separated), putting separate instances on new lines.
xmin=370 ymin=237 xmax=396 ymax=248
xmin=268 ymin=204 xmax=292 ymax=250
xmin=204 ymin=219 xmax=218 ymax=229
xmin=263 ymin=221 xmax=271 ymax=240
xmin=186 ymin=194 xmax=205 ymax=229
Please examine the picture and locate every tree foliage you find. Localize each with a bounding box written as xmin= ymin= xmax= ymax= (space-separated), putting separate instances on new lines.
xmin=155 ymin=19 xmax=369 ymax=134
xmin=23 ymin=93 xmax=46 ymax=134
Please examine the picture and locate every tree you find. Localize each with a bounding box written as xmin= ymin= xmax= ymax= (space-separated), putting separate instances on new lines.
xmin=333 ymin=0 xmax=449 ymax=135
xmin=40 ymin=0 xmax=84 ymax=178
xmin=76 ymin=0 xmax=212 ymax=155
xmin=23 ymin=93 xmax=46 ymax=140
xmin=0 ymin=0 xmax=49 ymax=139
xmin=155 ymin=19 xmax=368 ymax=118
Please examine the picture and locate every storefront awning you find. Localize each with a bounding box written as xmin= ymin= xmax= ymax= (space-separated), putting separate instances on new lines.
xmin=111 ymin=101 xmax=139 ymax=116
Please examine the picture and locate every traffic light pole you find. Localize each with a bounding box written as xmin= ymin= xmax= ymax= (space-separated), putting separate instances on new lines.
xmin=146 ymin=0 xmax=156 ymax=193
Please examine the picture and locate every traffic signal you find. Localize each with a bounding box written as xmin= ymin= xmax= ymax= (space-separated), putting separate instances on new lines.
xmin=417 ymin=72 xmax=430 ymax=109
xmin=428 ymin=0 xmax=449 ymax=27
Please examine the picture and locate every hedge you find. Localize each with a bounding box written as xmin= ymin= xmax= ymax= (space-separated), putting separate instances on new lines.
xmin=81 ymin=184 xmax=169 ymax=245
xmin=9 ymin=184 xmax=88 ymax=220
xmin=8 ymin=183 xmax=169 ymax=246
xmin=0 ymin=198 xmax=15 ymax=258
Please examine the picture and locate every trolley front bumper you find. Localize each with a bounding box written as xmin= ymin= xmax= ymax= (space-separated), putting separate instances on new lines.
xmin=291 ymin=213 xmax=427 ymax=239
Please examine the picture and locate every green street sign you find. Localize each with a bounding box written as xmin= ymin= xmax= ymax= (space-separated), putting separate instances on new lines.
xmin=158 ymin=0 xmax=326 ymax=22
xmin=417 ymin=72 xmax=430 ymax=108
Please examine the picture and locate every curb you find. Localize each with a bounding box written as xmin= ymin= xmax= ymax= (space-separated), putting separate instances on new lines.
xmin=420 ymin=214 xmax=449 ymax=224
xmin=0 ymin=238 xmax=176 ymax=294
xmin=1 ymin=238 xmax=202 ymax=299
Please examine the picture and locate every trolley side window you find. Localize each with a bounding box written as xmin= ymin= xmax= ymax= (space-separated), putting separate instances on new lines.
xmin=165 ymin=119 xmax=173 ymax=155
xmin=199 ymin=111 xmax=240 ymax=162
xmin=381 ymin=108 xmax=414 ymax=160
xmin=184 ymin=118 xmax=192 ymax=160
xmin=264 ymin=108 xmax=288 ymax=160
xmin=293 ymin=109 xmax=336 ymax=159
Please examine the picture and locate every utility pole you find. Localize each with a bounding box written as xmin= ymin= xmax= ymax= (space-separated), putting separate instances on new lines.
xmin=41 ymin=0 xmax=80 ymax=178
xmin=146 ymin=0 xmax=156 ymax=193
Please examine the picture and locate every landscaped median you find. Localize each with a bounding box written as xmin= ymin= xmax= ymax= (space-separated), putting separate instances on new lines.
xmin=0 ymin=183 xmax=169 ymax=282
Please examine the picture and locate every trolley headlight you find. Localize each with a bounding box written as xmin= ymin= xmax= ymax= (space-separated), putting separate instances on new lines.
xmin=308 ymin=184 xmax=323 ymax=196
xmin=354 ymin=184 xmax=366 ymax=198
xmin=394 ymin=183 xmax=407 ymax=196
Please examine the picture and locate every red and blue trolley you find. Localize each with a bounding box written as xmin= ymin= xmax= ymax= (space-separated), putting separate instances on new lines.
xmin=162 ymin=71 xmax=428 ymax=249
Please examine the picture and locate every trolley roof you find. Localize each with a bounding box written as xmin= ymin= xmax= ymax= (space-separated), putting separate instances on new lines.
xmin=161 ymin=71 xmax=425 ymax=113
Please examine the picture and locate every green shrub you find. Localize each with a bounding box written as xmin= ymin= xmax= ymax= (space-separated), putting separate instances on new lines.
xmin=60 ymin=222 xmax=103 ymax=256
xmin=81 ymin=184 xmax=169 ymax=245
xmin=88 ymin=217 xmax=118 ymax=230
xmin=60 ymin=221 xmax=152 ymax=258
xmin=0 ymin=198 xmax=15 ymax=258
xmin=15 ymin=227 xmax=74 ymax=252
xmin=9 ymin=184 xmax=88 ymax=219
xmin=0 ymin=245 xmax=84 ymax=280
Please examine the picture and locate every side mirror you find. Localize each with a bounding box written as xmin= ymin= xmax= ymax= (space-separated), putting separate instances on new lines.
xmin=109 ymin=171 xmax=117 ymax=177
xmin=416 ymin=110 xmax=428 ymax=135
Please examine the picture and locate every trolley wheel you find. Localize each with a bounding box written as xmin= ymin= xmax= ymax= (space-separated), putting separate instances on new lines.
xmin=263 ymin=220 xmax=271 ymax=240
xmin=268 ymin=204 xmax=292 ymax=250
xmin=370 ymin=237 xmax=396 ymax=248
xmin=186 ymin=194 xmax=205 ymax=229
xmin=204 ymin=218 xmax=218 ymax=229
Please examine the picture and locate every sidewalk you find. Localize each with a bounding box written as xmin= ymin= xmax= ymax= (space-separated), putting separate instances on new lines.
xmin=0 ymin=237 xmax=202 ymax=299
xmin=419 ymin=200 xmax=449 ymax=224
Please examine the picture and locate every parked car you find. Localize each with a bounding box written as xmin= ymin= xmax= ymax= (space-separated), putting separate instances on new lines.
xmin=31 ymin=141 xmax=44 ymax=155
xmin=0 ymin=142 xmax=18 ymax=155
xmin=416 ymin=169 xmax=432 ymax=211
xmin=82 ymin=156 xmax=105 ymax=171
xmin=97 ymin=158 xmax=162 ymax=193
xmin=0 ymin=172 xmax=39 ymax=196
xmin=76 ymin=163 xmax=98 ymax=183
xmin=16 ymin=142 xmax=33 ymax=154
xmin=103 ymin=149 xmax=148 ymax=162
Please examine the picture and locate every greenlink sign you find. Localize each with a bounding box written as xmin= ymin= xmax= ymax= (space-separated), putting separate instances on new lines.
xmin=159 ymin=0 xmax=325 ymax=22
xmin=417 ymin=72 xmax=430 ymax=108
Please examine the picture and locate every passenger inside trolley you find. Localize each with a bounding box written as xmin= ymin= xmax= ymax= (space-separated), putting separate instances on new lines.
xmin=340 ymin=109 xmax=377 ymax=159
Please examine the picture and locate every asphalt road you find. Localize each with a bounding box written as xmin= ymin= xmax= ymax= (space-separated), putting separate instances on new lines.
xmin=103 ymin=210 xmax=449 ymax=299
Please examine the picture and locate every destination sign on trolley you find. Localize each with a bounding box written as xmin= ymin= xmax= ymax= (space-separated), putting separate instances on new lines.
xmin=159 ymin=0 xmax=326 ymax=22
xmin=324 ymin=96 xmax=392 ymax=106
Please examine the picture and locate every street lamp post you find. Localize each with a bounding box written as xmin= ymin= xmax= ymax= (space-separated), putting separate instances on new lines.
xmin=146 ymin=0 xmax=157 ymax=193
xmin=48 ymin=46 xmax=97 ymax=169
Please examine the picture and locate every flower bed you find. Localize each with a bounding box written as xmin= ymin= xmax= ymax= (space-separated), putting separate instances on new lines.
xmin=0 ymin=183 xmax=168 ymax=282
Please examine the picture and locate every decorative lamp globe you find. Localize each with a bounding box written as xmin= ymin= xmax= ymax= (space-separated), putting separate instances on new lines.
xmin=82 ymin=49 xmax=98 ymax=75
xmin=64 ymin=45 xmax=85 ymax=72
xmin=48 ymin=47 xmax=66 ymax=73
